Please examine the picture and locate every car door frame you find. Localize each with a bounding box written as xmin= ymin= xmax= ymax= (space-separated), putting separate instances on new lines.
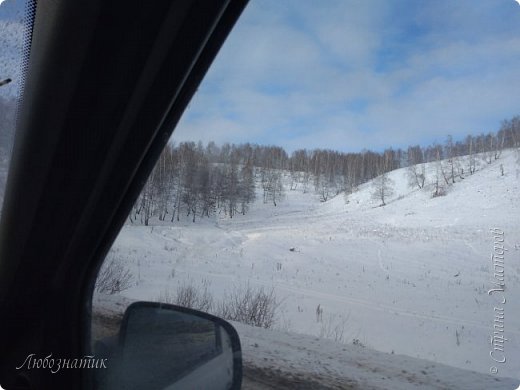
xmin=0 ymin=1 xmax=248 ymax=388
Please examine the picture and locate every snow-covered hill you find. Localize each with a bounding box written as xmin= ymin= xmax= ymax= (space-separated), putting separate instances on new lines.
xmin=94 ymin=149 xmax=520 ymax=388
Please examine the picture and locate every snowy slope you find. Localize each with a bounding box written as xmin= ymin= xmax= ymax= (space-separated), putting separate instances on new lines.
xmin=94 ymin=148 xmax=520 ymax=387
xmin=93 ymin=294 xmax=519 ymax=390
xmin=235 ymin=321 xmax=519 ymax=389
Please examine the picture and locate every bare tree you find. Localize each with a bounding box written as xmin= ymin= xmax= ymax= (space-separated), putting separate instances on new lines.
xmin=95 ymin=255 xmax=134 ymax=294
xmin=217 ymin=284 xmax=278 ymax=329
xmin=261 ymin=167 xmax=284 ymax=206
xmin=466 ymin=135 xmax=476 ymax=175
xmin=445 ymin=135 xmax=457 ymax=184
xmin=432 ymin=159 xmax=447 ymax=197
xmin=222 ymin=160 xmax=240 ymax=218
xmin=482 ymin=133 xmax=495 ymax=164
xmin=239 ymin=161 xmax=256 ymax=215
xmin=371 ymin=170 xmax=394 ymax=206
xmin=175 ymin=280 xmax=214 ymax=312
xmin=407 ymin=163 xmax=426 ymax=190
xmin=406 ymin=145 xmax=426 ymax=189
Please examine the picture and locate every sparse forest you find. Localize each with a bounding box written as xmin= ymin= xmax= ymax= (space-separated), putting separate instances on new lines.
xmin=130 ymin=113 xmax=520 ymax=223
xmin=0 ymin=96 xmax=518 ymax=222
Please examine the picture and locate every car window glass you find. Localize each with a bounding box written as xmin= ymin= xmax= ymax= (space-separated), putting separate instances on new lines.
xmin=0 ymin=0 xmax=32 ymax=218
xmin=92 ymin=1 xmax=520 ymax=388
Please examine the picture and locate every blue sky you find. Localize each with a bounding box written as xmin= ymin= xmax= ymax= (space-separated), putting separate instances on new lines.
xmin=1 ymin=0 xmax=520 ymax=153
xmin=174 ymin=0 xmax=520 ymax=153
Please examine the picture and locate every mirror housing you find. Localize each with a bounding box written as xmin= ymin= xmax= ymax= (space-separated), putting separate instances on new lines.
xmin=100 ymin=302 xmax=242 ymax=390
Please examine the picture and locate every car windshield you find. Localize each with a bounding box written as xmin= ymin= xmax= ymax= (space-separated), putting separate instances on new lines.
xmin=0 ymin=0 xmax=31 ymax=218
xmin=88 ymin=0 xmax=519 ymax=388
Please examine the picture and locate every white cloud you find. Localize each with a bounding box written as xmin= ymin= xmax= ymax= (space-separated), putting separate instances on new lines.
xmin=174 ymin=1 xmax=520 ymax=153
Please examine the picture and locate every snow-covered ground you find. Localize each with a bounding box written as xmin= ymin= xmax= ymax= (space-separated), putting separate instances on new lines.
xmin=94 ymin=149 xmax=520 ymax=388
xmin=235 ymin=321 xmax=518 ymax=389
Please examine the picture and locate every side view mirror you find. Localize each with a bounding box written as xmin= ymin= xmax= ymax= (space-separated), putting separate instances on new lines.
xmin=100 ymin=302 xmax=242 ymax=390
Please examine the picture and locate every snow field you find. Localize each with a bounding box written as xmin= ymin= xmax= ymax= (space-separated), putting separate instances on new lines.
xmin=95 ymin=149 xmax=520 ymax=385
